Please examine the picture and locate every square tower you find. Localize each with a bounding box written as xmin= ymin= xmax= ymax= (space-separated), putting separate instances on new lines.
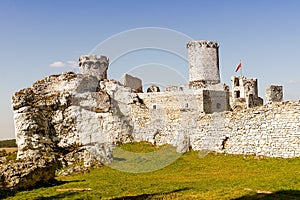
xmin=231 ymin=76 xmax=263 ymax=108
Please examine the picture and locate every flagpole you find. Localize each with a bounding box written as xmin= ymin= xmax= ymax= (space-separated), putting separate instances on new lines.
xmin=240 ymin=59 xmax=243 ymax=77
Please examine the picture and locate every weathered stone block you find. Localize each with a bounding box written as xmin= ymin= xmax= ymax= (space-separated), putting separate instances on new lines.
xmin=265 ymin=85 xmax=283 ymax=103
xmin=122 ymin=74 xmax=142 ymax=93
xmin=0 ymin=158 xmax=56 ymax=190
xmin=147 ymin=84 xmax=160 ymax=93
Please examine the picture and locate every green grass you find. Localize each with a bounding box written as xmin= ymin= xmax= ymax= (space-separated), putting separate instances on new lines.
xmin=3 ymin=142 xmax=300 ymax=199
xmin=0 ymin=139 xmax=17 ymax=148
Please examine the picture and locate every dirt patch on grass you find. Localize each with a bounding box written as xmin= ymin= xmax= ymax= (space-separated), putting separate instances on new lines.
xmin=0 ymin=147 xmax=18 ymax=153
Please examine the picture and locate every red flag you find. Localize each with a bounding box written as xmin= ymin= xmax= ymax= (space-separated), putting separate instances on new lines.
xmin=235 ymin=63 xmax=242 ymax=72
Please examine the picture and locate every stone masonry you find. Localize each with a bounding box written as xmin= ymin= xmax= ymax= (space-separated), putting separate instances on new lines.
xmin=122 ymin=73 xmax=143 ymax=93
xmin=187 ymin=40 xmax=220 ymax=88
xmin=265 ymin=85 xmax=283 ymax=103
xmin=230 ymin=76 xmax=263 ymax=109
xmin=129 ymin=96 xmax=300 ymax=158
xmin=79 ymin=55 xmax=109 ymax=80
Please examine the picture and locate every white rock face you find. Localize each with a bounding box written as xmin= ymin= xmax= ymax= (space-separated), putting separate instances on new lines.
xmin=12 ymin=72 xmax=114 ymax=166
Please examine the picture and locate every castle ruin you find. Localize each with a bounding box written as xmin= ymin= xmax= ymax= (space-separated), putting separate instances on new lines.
xmin=6 ymin=40 xmax=300 ymax=190
xmin=230 ymin=76 xmax=263 ymax=109
xmin=72 ymin=40 xmax=299 ymax=159
xmin=4 ymin=36 xmax=300 ymax=191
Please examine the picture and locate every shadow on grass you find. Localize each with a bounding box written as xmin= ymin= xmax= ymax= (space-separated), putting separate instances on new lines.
xmin=110 ymin=187 xmax=190 ymax=200
xmin=233 ymin=190 xmax=300 ymax=200
xmin=0 ymin=189 xmax=17 ymax=199
xmin=0 ymin=179 xmax=84 ymax=199
xmin=35 ymin=191 xmax=80 ymax=200
xmin=113 ymin=157 xmax=126 ymax=161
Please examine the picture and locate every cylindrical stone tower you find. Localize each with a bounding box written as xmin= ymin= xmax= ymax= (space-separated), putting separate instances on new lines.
xmin=79 ymin=55 xmax=109 ymax=80
xmin=187 ymin=40 xmax=220 ymax=88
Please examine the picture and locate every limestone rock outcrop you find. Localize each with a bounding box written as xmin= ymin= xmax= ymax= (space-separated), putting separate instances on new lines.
xmin=0 ymin=157 xmax=56 ymax=190
xmin=7 ymin=72 xmax=138 ymax=190
xmin=13 ymin=72 xmax=132 ymax=163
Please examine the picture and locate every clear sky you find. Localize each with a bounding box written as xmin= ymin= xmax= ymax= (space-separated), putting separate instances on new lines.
xmin=1 ymin=0 xmax=300 ymax=139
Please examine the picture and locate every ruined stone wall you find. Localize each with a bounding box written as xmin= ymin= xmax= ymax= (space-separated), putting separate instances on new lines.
xmin=129 ymin=95 xmax=300 ymax=158
xmin=137 ymin=91 xmax=204 ymax=112
xmin=223 ymin=101 xmax=300 ymax=157
xmin=265 ymin=85 xmax=283 ymax=103
xmin=12 ymin=72 xmax=300 ymax=172
xmin=122 ymin=74 xmax=142 ymax=93
xmin=130 ymin=92 xmax=201 ymax=152
xmin=230 ymin=76 xmax=263 ymax=108
xmin=202 ymin=90 xmax=230 ymax=113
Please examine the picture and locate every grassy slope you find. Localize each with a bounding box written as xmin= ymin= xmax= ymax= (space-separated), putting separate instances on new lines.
xmin=4 ymin=142 xmax=300 ymax=200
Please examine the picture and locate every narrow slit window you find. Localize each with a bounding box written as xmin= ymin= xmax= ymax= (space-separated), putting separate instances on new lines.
xmin=235 ymin=91 xmax=240 ymax=98
xmin=234 ymin=78 xmax=239 ymax=86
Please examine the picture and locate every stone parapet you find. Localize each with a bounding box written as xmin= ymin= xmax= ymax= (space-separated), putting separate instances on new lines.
xmin=79 ymin=55 xmax=109 ymax=80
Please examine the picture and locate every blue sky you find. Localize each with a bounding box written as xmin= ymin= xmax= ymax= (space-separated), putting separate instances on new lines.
xmin=1 ymin=0 xmax=300 ymax=139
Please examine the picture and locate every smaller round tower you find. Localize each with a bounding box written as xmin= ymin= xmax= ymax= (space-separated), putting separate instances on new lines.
xmin=79 ymin=55 xmax=109 ymax=80
xmin=187 ymin=41 xmax=220 ymax=88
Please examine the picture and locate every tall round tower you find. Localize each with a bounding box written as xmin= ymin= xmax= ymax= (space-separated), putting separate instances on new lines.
xmin=186 ymin=40 xmax=220 ymax=88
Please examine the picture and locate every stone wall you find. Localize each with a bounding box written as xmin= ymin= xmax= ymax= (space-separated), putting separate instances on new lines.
xmin=129 ymin=97 xmax=300 ymax=158
xmin=230 ymin=76 xmax=263 ymax=109
xmin=12 ymin=73 xmax=300 ymax=164
xmin=265 ymin=85 xmax=283 ymax=103
xmin=15 ymin=73 xmax=299 ymax=159
xmin=122 ymin=74 xmax=142 ymax=93
xmin=223 ymin=101 xmax=300 ymax=157
xmin=202 ymin=90 xmax=229 ymax=113
xmin=137 ymin=91 xmax=203 ymax=112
